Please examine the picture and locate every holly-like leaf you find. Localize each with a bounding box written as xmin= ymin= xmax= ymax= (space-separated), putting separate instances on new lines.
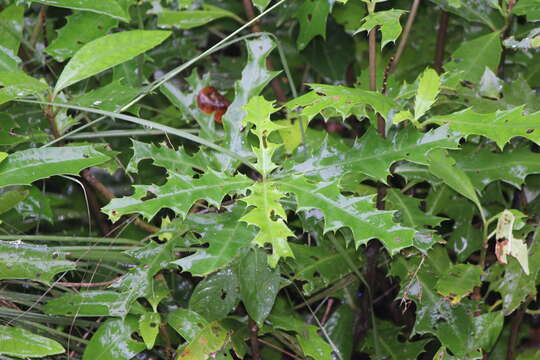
xmin=54 ymin=30 xmax=171 ymax=94
xmin=278 ymin=176 xmax=415 ymax=254
xmin=0 ymin=146 xmax=111 ymax=187
xmin=430 ymin=106 xmax=540 ymax=149
xmin=45 ymin=11 xmax=118 ymax=62
xmin=452 ymin=145 xmax=540 ymax=190
xmin=285 ymin=125 xmax=460 ymax=184
xmin=241 ymin=181 xmax=295 ymax=267
xmin=286 ymin=83 xmax=397 ymax=121
xmin=295 ymin=0 xmax=332 ymax=50
xmin=172 ymin=205 xmax=256 ymax=276
xmin=103 ymin=171 xmax=250 ymax=222
xmin=355 ymin=9 xmax=407 ymax=49
xmin=415 ymin=68 xmax=440 ymax=121
xmin=445 ymin=31 xmax=502 ymax=83
xmin=139 ymin=312 xmax=161 ymax=349
xmin=0 ymin=326 xmax=65 ymax=358
xmin=83 ymin=317 xmax=145 ymax=360
xmin=233 ymin=248 xmax=281 ymax=325
xmin=157 ymin=5 xmax=242 ymax=29
xmin=29 ymin=0 xmax=129 ymax=21
xmin=0 ymin=241 xmax=75 ymax=283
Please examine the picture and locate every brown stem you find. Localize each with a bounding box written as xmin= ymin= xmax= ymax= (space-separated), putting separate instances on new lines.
xmin=381 ymin=56 xmax=394 ymax=96
xmin=389 ymin=0 xmax=421 ymax=73
xmin=368 ymin=29 xmax=377 ymax=92
xmin=30 ymin=5 xmax=48 ymax=48
xmin=81 ymin=169 xmax=159 ymax=233
xmin=507 ymin=299 xmax=531 ymax=360
xmin=159 ymin=323 xmax=174 ymax=359
xmin=257 ymin=338 xmax=303 ymax=360
xmin=320 ymin=298 xmax=335 ymax=325
xmin=241 ymin=0 xmax=288 ymax=103
xmin=248 ymin=317 xmax=262 ymax=360
xmin=434 ymin=11 xmax=449 ymax=74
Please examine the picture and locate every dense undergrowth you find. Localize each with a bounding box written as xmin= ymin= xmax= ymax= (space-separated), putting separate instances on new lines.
xmin=1 ymin=0 xmax=540 ymax=359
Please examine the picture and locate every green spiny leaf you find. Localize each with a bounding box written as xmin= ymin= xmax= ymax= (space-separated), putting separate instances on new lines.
xmin=415 ymin=68 xmax=440 ymax=121
xmin=355 ymin=9 xmax=407 ymax=49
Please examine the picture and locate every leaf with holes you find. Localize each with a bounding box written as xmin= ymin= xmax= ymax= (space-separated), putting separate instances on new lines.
xmin=295 ymin=0 xmax=332 ymax=50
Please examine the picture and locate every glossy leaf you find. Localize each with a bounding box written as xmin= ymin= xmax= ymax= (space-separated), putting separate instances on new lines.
xmin=30 ymin=0 xmax=129 ymax=21
xmin=44 ymin=290 xmax=132 ymax=317
xmin=286 ymin=83 xmax=397 ymax=121
xmin=0 ymin=71 xmax=48 ymax=105
xmin=430 ymin=106 xmax=540 ymax=149
xmin=295 ymin=0 xmax=332 ymax=50
xmin=71 ymin=79 xmax=139 ymax=112
xmin=139 ymin=312 xmax=161 ymax=349
xmin=278 ymin=176 xmax=415 ymax=254
xmin=415 ymin=68 xmax=440 ymax=120
xmin=355 ymin=9 xmax=407 ymax=49
xmin=233 ymin=248 xmax=281 ymax=325
xmin=0 ymin=4 xmax=24 ymax=53
xmin=0 ymin=188 xmax=29 ymax=215
xmin=435 ymin=264 xmax=483 ymax=303
xmin=176 ymin=320 xmax=230 ymax=359
xmin=0 ymin=326 xmax=65 ymax=358
xmin=172 ymin=205 xmax=256 ymax=276
xmin=285 ymin=125 xmax=460 ymax=185
xmin=157 ymin=5 xmax=242 ymax=29
xmin=103 ymin=171 xmax=250 ymax=222
xmin=83 ymin=317 xmax=145 ymax=360
xmin=45 ymin=12 xmax=118 ymax=62
xmin=324 ymin=305 xmax=354 ymax=360
xmin=386 ymin=189 xmax=445 ymax=228
xmin=189 ymin=267 xmax=240 ymax=322
xmin=0 ymin=240 xmax=75 ymax=283
xmin=452 ymin=145 xmax=540 ymax=190
xmin=223 ymin=36 xmax=278 ymax=161
xmin=54 ymin=30 xmax=171 ymax=94
xmin=427 ymin=149 xmax=483 ymax=216
xmin=253 ymin=0 xmax=272 ymax=12
xmin=445 ymin=31 xmax=502 ymax=83
xmin=167 ymin=308 xmax=208 ymax=341
xmin=0 ymin=146 xmax=111 ymax=187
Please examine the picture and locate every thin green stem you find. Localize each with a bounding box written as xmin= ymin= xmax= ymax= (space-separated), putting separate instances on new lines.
xmin=66 ymin=129 xmax=197 ymax=139
xmin=0 ymin=235 xmax=140 ymax=245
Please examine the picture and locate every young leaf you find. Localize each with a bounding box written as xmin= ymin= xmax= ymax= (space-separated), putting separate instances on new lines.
xmin=278 ymin=176 xmax=416 ymax=254
xmin=0 ymin=146 xmax=111 ymax=187
xmin=241 ymin=181 xmax=295 ymax=267
xmin=494 ymin=210 xmax=529 ymax=275
xmin=414 ymin=68 xmax=440 ymax=121
xmin=0 ymin=326 xmax=65 ymax=358
xmin=45 ymin=11 xmax=118 ymax=62
xmin=0 ymin=241 xmax=75 ymax=283
xmin=54 ymin=30 xmax=171 ymax=94
xmin=295 ymin=0 xmax=332 ymax=50
xmin=355 ymin=9 xmax=407 ymax=49
xmin=157 ymin=5 xmax=243 ymax=29
xmin=30 ymin=0 xmax=129 ymax=21
xmin=83 ymin=317 xmax=145 ymax=360
xmin=430 ymin=106 xmax=540 ymax=149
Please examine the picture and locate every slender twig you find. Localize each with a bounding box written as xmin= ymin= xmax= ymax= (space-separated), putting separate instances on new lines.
xmin=248 ymin=317 xmax=262 ymax=360
xmin=507 ymin=298 xmax=531 ymax=360
xmin=82 ymin=181 xmax=111 ymax=236
xmin=434 ymin=11 xmax=450 ymax=74
xmin=257 ymin=338 xmax=303 ymax=360
xmin=389 ymin=0 xmax=421 ymax=73
xmin=381 ymin=56 xmax=394 ymax=95
xmin=368 ymin=29 xmax=377 ymax=93
xmin=320 ymin=298 xmax=335 ymax=325
xmin=56 ymin=277 xmax=121 ymax=288
xmin=30 ymin=5 xmax=47 ymax=47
